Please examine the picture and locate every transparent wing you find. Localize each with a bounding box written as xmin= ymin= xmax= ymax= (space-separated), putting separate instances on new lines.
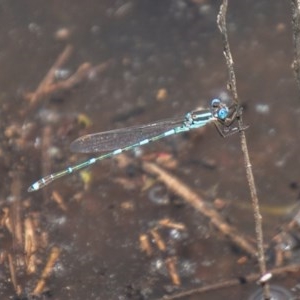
xmin=70 ymin=116 xmax=185 ymax=153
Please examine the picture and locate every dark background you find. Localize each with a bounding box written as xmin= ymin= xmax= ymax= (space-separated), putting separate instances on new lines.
xmin=0 ymin=1 xmax=299 ymax=299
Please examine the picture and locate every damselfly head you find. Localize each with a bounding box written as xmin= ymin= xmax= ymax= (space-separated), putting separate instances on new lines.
xmin=210 ymin=98 xmax=229 ymax=120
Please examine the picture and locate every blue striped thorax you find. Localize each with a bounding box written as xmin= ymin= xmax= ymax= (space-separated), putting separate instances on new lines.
xmin=185 ymin=109 xmax=213 ymax=129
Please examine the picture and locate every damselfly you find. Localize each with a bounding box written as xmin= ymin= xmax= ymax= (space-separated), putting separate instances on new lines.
xmin=28 ymin=98 xmax=240 ymax=192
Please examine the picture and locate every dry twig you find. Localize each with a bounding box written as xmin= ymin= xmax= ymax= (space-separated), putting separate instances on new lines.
xmin=142 ymin=161 xmax=257 ymax=257
xmin=217 ymin=1 xmax=269 ymax=298
xmin=25 ymin=45 xmax=112 ymax=109
xmin=26 ymin=45 xmax=73 ymax=106
xmin=32 ymin=247 xmax=61 ymax=295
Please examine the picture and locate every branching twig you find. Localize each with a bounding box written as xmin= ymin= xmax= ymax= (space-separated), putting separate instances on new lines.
xmin=25 ymin=45 xmax=113 ymax=110
xmin=26 ymin=45 xmax=73 ymax=107
xmin=217 ymin=1 xmax=270 ymax=299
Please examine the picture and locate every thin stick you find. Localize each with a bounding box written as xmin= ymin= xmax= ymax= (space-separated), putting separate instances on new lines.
xmin=142 ymin=161 xmax=257 ymax=257
xmin=291 ymin=0 xmax=300 ymax=93
xmin=217 ymin=1 xmax=270 ymax=299
xmin=217 ymin=4 xmax=238 ymax=103
xmin=32 ymin=247 xmax=61 ymax=295
xmin=24 ymin=217 xmax=38 ymax=274
xmin=165 ymin=257 xmax=181 ymax=286
xmin=10 ymin=175 xmax=23 ymax=249
xmin=8 ymin=254 xmax=21 ymax=295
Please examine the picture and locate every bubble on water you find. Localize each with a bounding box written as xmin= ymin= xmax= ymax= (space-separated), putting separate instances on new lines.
xmin=169 ymin=228 xmax=188 ymax=241
xmin=148 ymin=184 xmax=170 ymax=205
xmin=255 ymin=103 xmax=270 ymax=114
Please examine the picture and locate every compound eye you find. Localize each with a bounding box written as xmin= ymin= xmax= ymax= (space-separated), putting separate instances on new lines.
xmin=211 ymin=98 xmax=221 ymax=108
xmin=217 ymin=107 xmax=229 ymax=120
